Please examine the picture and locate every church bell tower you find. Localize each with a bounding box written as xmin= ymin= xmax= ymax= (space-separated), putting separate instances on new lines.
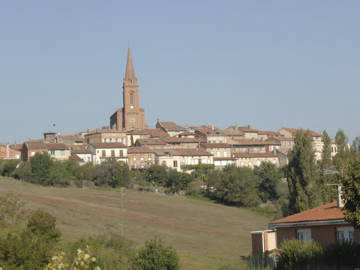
xmin=110 ymin=48 xmax=147 ymax=130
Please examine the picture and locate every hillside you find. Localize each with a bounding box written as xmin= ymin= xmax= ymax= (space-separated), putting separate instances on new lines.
xmin=0 ymin=177 xmax=269 ymax=269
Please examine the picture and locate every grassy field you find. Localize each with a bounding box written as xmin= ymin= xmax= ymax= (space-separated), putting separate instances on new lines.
xmin=0 ymin=177 xmax=269 ymax=270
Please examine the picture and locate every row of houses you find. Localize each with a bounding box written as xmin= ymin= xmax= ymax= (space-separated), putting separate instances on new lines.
xmin=1 ymin=121 xmax=338 ymax=171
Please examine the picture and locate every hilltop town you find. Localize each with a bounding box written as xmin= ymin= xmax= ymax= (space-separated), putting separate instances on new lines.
xmin=0 ymin=49 xmax=339 ymax=170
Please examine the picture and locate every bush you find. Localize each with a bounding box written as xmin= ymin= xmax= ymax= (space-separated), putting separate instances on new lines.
xmin=0 ymin=160 xmax=20 ymax=177
xmin=0 ymin=209 xmax=60 ymax=270
xmin=276 ymin=240 xmax=323 ymax=270
xmin=68 ymin=234 xmax=134 ymax=270
xmin=130 ymin=239 xmax=179 ymax=270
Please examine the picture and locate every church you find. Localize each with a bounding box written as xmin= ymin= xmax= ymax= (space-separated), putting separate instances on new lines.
xmin=110 ymin=48 xmax=147 ymax=130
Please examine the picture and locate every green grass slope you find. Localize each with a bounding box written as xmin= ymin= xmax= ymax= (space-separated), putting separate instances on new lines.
xmin=0 ymin=177 xmax=269 ymax=269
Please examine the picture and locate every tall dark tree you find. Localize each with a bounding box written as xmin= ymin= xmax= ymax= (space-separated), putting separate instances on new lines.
xmin=334 ymin=129 xmax=352 ymax=176
xmin=321 ymin=130 xmax=332 ymax=168
xmin=29 ymin=152 xmax=53 ymax=185
xmin=286 ymin=130 xmax=318 ymax=214
xmin=318 ymin=130 xmax=336 ymax=203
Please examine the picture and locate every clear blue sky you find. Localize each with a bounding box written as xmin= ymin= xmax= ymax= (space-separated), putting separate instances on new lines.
xmin=1 ymin=1 xmax=359 ymax=143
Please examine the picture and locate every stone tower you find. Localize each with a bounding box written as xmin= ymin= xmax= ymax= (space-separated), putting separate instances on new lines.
xmin=110 ymin=48 xmax=146 ymax=130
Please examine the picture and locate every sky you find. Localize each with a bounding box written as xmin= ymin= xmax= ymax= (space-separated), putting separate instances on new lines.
xmin=1 ymin=1 xmax=359 ymax=143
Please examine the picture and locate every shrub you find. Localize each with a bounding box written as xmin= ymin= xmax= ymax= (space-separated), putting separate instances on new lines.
xmin=1 ymin=160 xmax=20 ymax=177
xmin=276 ymin=239 xmax=323 ymax=270
xmin=130 ymin=239 xmax=179 ymax=270
xmin=94 ymin=160 xmax=130 ymax=188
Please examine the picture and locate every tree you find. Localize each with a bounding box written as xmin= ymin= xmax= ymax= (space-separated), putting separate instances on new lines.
xmin=318 ymin=130 xmax=337 ymax=204
xmin=30 ymin=153 xmax=53 ymax=185
xmin=321 ymin=130 xmax=332 ymax=168
xmin=0 ymin=210 xmax=60 ymax=270
xmin=130 ymin=239 xmax=179 ymax=270
xmin=214 ymin=165 xmax=261 ymax=207
xmin=144 ymin=165 xmax=168 ymax=186
xmin=341 ymin=154 xmax=360 ymax=228
xmin=94 ymin=160 xmax=130 ymax=188
xmin=334 ymin=129 xmax=352 ymax=176
xmin=286 ymin=130 xmax=318 ymax=214
xmin=166 ymin=170 xmax=193 ymax=193
xmin=254 ymin=162 xmax=283 ymax=202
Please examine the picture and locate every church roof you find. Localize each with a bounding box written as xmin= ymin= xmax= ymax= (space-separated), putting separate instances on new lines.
xmin=124 ymin=48 xmax=137 ymax=83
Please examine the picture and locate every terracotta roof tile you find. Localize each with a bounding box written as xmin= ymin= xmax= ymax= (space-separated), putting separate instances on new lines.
xmin=128 ymin=147 xmax=154 ymax=154
xmin=270 ymin=201 xmax=344 ymax=225
xmin=200 ymin=143 xmax=231 ymax=148
xmin=136 ymin=138 xmax=166 ymax=145
xmin=158 ymin=121 xmax=187 ymax=131
xmin=46 ymin=143 xmax=69 ymax=150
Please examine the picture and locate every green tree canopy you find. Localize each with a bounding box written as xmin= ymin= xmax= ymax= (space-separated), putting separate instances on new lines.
xmin=130 ymin=239 xmax=179 ymax=270
xmin=286 ymin=130 xmax=318 ymax=214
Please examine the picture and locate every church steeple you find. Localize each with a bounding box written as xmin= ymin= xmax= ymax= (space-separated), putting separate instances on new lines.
xmin=124 ymin=48 xmax=137 ymax=83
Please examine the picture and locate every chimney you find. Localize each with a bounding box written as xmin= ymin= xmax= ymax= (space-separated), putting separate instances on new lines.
xmin=337 ymin=185 xmax=345 ymax=208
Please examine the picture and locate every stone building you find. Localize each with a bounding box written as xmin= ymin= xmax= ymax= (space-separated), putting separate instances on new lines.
xmin=110 ymin=48 xmax=146 ymax=130
xmin=128 ymin=147 xmax=155 ymax=169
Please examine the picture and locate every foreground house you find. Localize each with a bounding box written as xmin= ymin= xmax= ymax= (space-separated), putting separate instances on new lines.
xmin=251 ymin=198 xmax=360 ymax=256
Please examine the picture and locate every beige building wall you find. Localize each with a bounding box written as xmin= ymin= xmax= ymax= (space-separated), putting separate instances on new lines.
xmin=235 ymin=156 xmax=279 ymax=168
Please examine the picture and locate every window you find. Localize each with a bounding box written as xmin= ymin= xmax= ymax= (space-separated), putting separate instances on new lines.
xmin=102 ymin=150 xmax=106 ymax=157
xmin=173 ymin=160 xmax=178 ymax=168
xmin=297 ymin=229 xmax=311 ymax=243
xmin=120 ymin=150 xmax=124 ymax=157
xmin=130 ymin=92 xmax=134 ymax=105
xmin=337 ymin=227 xmax=354 ymax=243
xmin=111 ymin=150 xmax=115 ymax=157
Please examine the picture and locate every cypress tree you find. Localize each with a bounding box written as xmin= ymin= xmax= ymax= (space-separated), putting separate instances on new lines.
xmin=286 ymin=130 xmax=318 ymax=214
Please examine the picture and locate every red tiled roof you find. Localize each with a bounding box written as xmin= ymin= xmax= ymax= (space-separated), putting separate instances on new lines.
xmin=232 ymin=139 xmax=280 ymax=146
xmin=69 ymin=153 xmax=84 ymax=162
xmin=46 ymin=143 xmax=69 ymax=150
xmin=270 ymin=201 xmax=344 ymax=225
xmin=136 ymin=138 xmax=166 ymax=145
xmin=71 ymin=145 xmax=92 ymax=154
xmin=128 ymin=128 xmax=168 ymax=138
xmin=153 ymin=148 xmax=212 ymax=157
xmin=178 ymin=131 xmax=196 ymax=136
xmin=90 ymin=143 xmax=127 ymax=149
xmin=158 ymin=121 xmax=187 ymax=131
xmin=128 ymin=147 xmax=154 ymax=154
xmin=25 ymin=140 xmax=47 ymax=150
xmin=257 ymin=130 xmax=283 ymax=137
xmin=200 ymin=143 xmax=231 ymax=148
xmin=233 ymin=152 xmax=278 ymax=158
xmin=163 ymin=137 xmax=201 ymax=144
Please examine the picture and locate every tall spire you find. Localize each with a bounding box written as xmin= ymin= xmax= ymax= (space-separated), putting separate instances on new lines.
xmin=124 ymin=48 xmax=137 ymax=83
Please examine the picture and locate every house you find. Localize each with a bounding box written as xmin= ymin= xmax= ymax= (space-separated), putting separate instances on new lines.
xmin=193 ymin=126 xmax=229 ymax=143
xmin=0 ymin=144 xmax=21 ymax=160
xmin=85 ymin=129 xmax=128 ymax=145
xmin=127 ymin=128 xmax=168 ymax=146
xmin=225 ymin=125 xmax=258 ymax=140
xmin=21 ymin=140 xmax=48 ymax=161
xmin=153 ymin=148 xmax=213 ymax=172
xmin=200 ymin=143 xmax=231 ymax=158
xmin=251 ymin=197 xmax=360 ymax=256
xmin=47 ymin=143 xmax=71 ymax=161
xmin=257 ymin=130 xmax=284 ymax=141
xmin=89 ymin=143 xmax=127 ymax=165
xmin=70 ymin=146 xmax=93 ymax=165
xmin=233 ymin=152 xmax=279 ymax=168
xmin=135 ymin=138 xmax=167 ymax=149
xmin=156 ymin=121 xmax=188 ymax=137
xmin=231 ymin=139 xmax=280 ymax=154
xmin=162 ymin=137 xmax=202 ymax=149
xmin=127 ymin=146 xmax=155 ymax=169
